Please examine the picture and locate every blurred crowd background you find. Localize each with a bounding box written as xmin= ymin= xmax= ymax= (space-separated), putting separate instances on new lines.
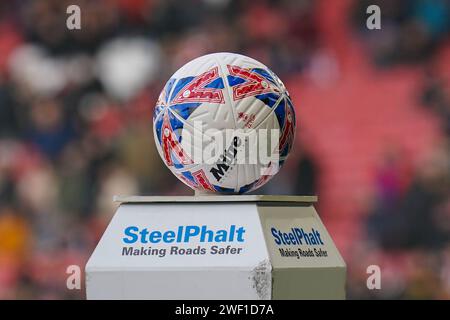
xmin=0 ymin=0 xmax=449 ymax=299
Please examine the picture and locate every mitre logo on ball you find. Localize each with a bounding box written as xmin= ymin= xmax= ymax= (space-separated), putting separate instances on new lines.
xmin=153 ymin=52 xmax=296 ymax=194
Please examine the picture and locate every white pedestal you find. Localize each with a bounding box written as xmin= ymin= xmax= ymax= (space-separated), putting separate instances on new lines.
xmin=85 ymin=195 xmax=346 ymax=299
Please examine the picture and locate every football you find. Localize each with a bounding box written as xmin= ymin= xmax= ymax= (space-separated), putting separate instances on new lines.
xmin=153 ymin=52 xmax=296 ymax=194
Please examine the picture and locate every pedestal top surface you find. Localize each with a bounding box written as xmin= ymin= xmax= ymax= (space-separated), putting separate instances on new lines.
xmin=114 ymin=195 xmax=318 ymax=204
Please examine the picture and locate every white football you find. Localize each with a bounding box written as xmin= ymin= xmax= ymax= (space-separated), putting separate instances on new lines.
xmin=153 ymin=52 xmax=296 ymax=194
